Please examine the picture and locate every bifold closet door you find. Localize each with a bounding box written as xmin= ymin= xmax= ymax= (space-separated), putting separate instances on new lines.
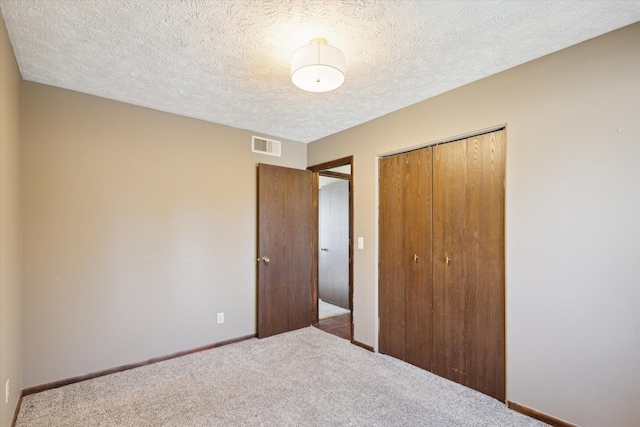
xmin=379 ymin=153 xmax=405 ymax=360
xmin=432 ymin=130 xmax=506 ymax=401
xmin=379 ymin=148 xmax=433 ymax=369
xmin=403 ymin=148 xmax=433 ymax=370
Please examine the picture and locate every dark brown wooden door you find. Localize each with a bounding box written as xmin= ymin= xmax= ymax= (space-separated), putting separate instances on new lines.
xmin=432 ymin=130 xmax=506 ymax=401
xmin=257 ymin=163 xmax=317 ymax=339
xmin=379 ymin=148 xmax=433 ymax=369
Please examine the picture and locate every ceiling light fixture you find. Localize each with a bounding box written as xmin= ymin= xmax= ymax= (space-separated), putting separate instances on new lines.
xmin=291 ymin=38 xmax=345 ymax=93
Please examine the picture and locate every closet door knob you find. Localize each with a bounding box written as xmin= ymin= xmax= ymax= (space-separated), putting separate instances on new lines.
xmin=445 ymin=256 xmax=451 ymax=265
xmin=414 ymin=254 xmax=418 ymax=262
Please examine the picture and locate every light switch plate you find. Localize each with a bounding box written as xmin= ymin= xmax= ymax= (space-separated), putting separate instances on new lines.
xmin=358 ymin=237 xmax=364 ymax=249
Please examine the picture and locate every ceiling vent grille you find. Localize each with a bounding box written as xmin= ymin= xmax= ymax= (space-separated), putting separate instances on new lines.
xmin=252 ymin=136 xmax=281 ymax=157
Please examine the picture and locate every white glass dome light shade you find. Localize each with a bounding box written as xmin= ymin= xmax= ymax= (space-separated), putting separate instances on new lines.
xmin=291 ymin=39 xmax=345 ymax=93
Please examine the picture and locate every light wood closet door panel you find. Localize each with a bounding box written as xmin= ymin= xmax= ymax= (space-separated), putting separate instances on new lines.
xmin=379 ymin=154 xmax=406 ymax=360
xmin=463 ymin=131 xmax=505 ymax=401
xmin=432 ymin=130 xmax=505 ymax=401
xmin=403 ymin=148 xmax=433 ymax=371
xmin=432 ymin=140 xmax=468 ymax=386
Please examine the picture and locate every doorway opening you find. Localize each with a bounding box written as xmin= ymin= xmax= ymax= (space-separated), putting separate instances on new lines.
xmin=308 ymin=156 xmax=353 ymax=342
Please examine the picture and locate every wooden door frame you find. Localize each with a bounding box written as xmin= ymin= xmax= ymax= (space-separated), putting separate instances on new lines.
xmin=308 ymin=156 xmax=354 ymax=343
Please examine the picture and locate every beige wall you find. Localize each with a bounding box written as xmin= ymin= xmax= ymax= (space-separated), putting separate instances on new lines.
xmin=0 ymin=10 xmax=23 ymax=427
xmin=21 ymin=82 xmax=306 ymax=387
xmin=308 ymin=23 xmax=640 ymax=427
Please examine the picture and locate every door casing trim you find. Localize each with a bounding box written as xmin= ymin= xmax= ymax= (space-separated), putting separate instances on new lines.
xmin=308 ymin=156 xmax=354 ymax=343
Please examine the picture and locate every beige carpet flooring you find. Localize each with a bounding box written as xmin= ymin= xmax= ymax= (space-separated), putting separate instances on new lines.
xmin=16 ymin=327 xmax=547 ymax=426
xmin=318 ymin=298 xmax=350 ymax=320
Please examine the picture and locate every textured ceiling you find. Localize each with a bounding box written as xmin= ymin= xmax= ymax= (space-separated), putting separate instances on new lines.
xmin=1 ymin=1 xmax=639 ymax=143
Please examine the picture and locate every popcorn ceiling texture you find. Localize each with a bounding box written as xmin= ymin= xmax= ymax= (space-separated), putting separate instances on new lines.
xmin=1 ymin=0 xmax=639 ymax=143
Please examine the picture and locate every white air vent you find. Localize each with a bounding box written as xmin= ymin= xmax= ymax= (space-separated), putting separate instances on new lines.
xmin=252 ymin=136 xmax=281 ymax=157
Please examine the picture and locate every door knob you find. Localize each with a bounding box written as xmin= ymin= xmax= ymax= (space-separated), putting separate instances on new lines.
xmin=414 ymin=254 xmax=418 ymax=262
xmin=445 ymin=256 xmax=450 ymax=265
xmin=320 ymin=248 xmax=328 ymax=252
xmin=257 ymin=256 xmax=270 ymax=264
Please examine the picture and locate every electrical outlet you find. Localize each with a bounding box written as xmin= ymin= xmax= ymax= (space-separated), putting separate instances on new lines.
xmin=217 ymin=312 xmax=224 ymax=324
xmin=5 ymin=379 xmax=9 ymax=403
